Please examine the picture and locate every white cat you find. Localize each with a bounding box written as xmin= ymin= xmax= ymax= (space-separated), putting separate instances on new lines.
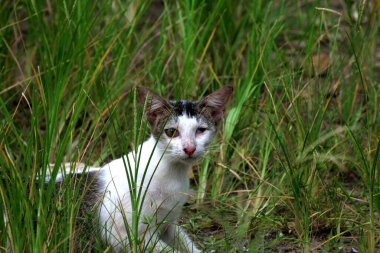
xmin=53 ymin=86 xmax=233 ymax=252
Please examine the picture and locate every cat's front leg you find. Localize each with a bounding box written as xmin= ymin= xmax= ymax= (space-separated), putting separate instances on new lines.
xmin=161 ymin=224 xmax=201 ymax=253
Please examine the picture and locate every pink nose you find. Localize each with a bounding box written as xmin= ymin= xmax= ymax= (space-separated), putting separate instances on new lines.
xmin=184 ymin=147 xmax=196 ymax=156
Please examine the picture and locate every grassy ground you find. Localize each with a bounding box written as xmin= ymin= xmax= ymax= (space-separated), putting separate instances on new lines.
xmin=1 ymin=0 xmax=380 ymax=252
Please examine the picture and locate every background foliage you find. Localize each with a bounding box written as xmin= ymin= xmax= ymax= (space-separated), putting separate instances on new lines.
xmin=1 ymin=0 xmax=380 ymax=252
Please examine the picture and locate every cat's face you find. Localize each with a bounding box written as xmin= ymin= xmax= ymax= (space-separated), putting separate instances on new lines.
xmin=138 ymin=86 xmax=233 ymax=165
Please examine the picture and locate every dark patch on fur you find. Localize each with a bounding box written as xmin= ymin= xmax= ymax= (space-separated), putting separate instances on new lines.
xmin=169 ymin=100 xmax=199 ymax=118
xmin=54 ymin=171 xmax=105 ymax=252
xmin=55 ymin=171 xmax=103 ymax=214
xmin=169 ymin=99 xmax=222 ymax=126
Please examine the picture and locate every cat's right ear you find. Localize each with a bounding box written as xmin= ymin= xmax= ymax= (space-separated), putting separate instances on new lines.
xmin=198 ymin=85 xmax=233 ymax=123
xmin=137 ymin=87 xmax=171 ymax=127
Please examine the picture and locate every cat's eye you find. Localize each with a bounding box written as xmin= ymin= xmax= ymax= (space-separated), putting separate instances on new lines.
xmin=165 ymin=128 xmax=179 ymax=138
xmin=196 ymin=127 xmax=207 ymax=134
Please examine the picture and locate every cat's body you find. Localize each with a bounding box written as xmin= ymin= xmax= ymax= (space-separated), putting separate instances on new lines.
xmin=100 ymin=135 xmax=193 ymax=251
xmin=52 ymin=86 xmax=233 ymax=252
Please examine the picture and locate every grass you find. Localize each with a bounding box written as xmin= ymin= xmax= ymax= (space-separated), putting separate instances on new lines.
xmin=1 ymin=0 xmax=380 ymax=252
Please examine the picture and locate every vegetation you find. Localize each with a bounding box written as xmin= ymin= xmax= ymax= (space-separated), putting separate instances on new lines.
xmin=1 ymin=0 xmax=380 ymax=252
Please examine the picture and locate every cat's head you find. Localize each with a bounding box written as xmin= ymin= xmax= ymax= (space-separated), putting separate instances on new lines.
xmin=138 ymin=86 xmax=233 ymax=164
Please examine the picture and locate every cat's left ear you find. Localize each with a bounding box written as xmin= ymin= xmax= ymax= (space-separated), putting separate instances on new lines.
xmin=198 ymin=85 xmax=233 ymax=123
xmin=137 ymin=87 xmax=172 ymax=128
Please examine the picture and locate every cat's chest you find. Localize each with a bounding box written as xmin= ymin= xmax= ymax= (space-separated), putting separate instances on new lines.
xmin=147 ymin=177 xmax=189 ymax=215
xmin=151 ymin=178 xmax=188 ymax=202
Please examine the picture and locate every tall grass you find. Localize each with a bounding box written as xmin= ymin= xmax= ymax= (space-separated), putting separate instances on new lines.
xmin=1 ymin=0 xmax=380 ymax=252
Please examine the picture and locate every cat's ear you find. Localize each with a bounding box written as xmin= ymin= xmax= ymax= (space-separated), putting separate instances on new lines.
xmin=198 ymin=86 xmax=233 ymax=123
xmin=137 ymin=87 xmax=172 ymax=127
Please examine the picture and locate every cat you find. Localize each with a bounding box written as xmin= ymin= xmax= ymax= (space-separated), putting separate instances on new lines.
xmin=52 ymin=85 xmax=233 ymax=252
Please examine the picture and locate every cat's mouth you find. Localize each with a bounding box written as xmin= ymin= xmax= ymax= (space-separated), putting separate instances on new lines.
xmin=182 ymin=155 xmax=199 ymax=162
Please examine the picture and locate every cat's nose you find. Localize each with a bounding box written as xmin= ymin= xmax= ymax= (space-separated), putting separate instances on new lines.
xmin=184 ymin=146 xmax=196 ymax=156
